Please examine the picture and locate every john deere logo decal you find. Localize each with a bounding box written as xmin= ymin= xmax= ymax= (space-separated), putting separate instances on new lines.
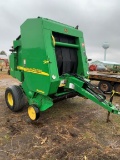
xmin=64 ymin=28 xmax=68 ymax=33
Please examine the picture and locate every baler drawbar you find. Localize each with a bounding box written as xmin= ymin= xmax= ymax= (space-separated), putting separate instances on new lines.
xmin=5 ymin=17 xmax=120 ymax=120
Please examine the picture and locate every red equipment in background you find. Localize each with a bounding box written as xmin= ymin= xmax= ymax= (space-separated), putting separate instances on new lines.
xmin=89 ymin=64 xmax=97 ymax=71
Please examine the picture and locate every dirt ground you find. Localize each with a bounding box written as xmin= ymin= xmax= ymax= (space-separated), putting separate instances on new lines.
xmin=0 ymin=71 xmax=120 ymax=160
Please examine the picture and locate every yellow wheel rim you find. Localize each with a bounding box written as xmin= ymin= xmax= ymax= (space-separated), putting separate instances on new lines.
xmin=28 ymin=106 xmax=36 ymax=120
xmin=7 ymin=93 xmax=13 ymax=106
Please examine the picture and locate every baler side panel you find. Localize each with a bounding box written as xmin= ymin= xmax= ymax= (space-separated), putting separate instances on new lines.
xmin=19 ymin=19 xmax=51 ymax=95
xmin=9 ymin=53 xmax=17 ymax=77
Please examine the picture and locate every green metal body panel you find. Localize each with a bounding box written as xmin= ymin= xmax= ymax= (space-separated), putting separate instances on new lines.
xmin=9 ymin=17 xmax=120 ymax=115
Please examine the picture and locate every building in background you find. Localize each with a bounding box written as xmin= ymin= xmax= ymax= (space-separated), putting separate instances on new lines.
xmin=0 ymin=54 xmax=9 ymax=71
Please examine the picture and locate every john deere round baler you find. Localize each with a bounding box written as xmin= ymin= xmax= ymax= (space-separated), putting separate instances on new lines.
xmin=5 ymin=17 xmax=120 ymax=120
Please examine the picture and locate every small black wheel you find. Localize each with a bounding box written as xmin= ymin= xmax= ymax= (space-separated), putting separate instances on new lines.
xmin=98 ymin=81 xmax=113 ymax=92
xmin=114 ymin=83 xmax=120 ymax=93
xmin=28 ymin=104 xmax=40 ymax=121
xmin=5 ymin=85 xmax=26 ymax=112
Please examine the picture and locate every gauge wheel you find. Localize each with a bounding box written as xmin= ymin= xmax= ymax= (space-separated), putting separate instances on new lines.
xmin=5 ymin=85 xmax=26 ymax=112
xmin=28 ymin=105 xmax=40 ymax=121
xmin=114 ymin=83 xmax=120 ymax=93
xmin=98 ymin=81 xmax=112 ymax=92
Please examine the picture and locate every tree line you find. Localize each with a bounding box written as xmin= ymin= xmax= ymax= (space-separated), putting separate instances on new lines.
xmin=0 ymin=51 xmax=7 ymax=56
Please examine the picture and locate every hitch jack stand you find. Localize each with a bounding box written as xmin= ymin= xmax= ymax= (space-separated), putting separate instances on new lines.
xmin=106 ymin=90 xmax=114 ymax=123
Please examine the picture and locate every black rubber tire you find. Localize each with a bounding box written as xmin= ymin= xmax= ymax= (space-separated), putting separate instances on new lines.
xmin=28 ymin=104 xmax=40 ymax=121
xmin=98 ymin=81 xmax=113 ymax=92
xmin=5 ymin=85 xmax=26 ymax=112
xmin=114 ymin=83 xmax=120 ymax=93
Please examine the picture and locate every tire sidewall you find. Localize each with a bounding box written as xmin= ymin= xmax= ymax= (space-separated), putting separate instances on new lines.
xmin=5 ymin=85 xmax=26 ymax=112
xmin=5 ymin=87 xmax=16 ymax=111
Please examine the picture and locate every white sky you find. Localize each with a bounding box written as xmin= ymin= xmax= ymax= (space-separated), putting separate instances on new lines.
xmin=0 ymin=0 xmax=120 ymax=62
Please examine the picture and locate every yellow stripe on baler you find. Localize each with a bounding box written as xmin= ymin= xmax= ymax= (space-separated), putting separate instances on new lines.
xmin=17 ymin=66 xmax=49 ymax=76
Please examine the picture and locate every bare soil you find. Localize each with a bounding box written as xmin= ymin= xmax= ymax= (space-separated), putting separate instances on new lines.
xmin=0 ymin=71 xmax=120 ymax=160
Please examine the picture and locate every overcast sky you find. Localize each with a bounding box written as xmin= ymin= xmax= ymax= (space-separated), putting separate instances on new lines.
xmin=0 ymin=0 xmax=120 ymax=62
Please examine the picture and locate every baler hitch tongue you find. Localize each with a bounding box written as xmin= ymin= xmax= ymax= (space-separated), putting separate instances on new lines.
xmin=65 ymin=75 xmax=120 ymax=115
xmin=70 ymin=74 xmax=106 ymax=102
